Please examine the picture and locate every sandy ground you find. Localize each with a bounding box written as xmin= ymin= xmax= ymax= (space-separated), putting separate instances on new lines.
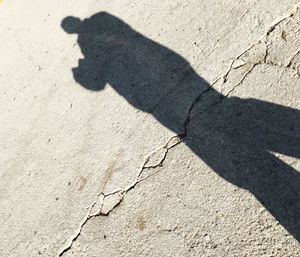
xmin=0 ymin=1 xmax=300 ymax=256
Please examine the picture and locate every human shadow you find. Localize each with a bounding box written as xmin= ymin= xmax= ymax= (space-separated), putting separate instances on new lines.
xmin=61 ymin=12 xmax=300 ymax=241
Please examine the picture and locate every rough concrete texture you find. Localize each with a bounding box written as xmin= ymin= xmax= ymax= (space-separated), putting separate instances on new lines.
xmin=0 ymin=1 xmax=299 ymax=256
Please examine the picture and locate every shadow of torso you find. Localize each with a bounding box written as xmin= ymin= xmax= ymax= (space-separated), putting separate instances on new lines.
xmin=73 ymin=13 xmax=209 ymax=134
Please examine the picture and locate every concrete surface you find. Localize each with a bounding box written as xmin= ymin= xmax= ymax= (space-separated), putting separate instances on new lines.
xmin=0 ymin=1 xmax=299 ymax=256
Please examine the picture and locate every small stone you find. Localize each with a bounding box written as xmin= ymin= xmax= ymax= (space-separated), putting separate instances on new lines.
xmin=281 ymin=30 xmax=287 ymax=41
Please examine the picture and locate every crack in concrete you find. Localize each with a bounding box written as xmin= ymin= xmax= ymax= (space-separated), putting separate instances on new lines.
xmin=58 ymin=136 xmax=182 ymax=256
xmin=57 ymin=5 xmax=300 ymax=256
xmin=58 ymin=190 xmax=122 ymax=256
xmin=286 ymin=48 xmax=300 ymax=75
xmin=216 ymin=6 xmax=300 ymax=96
xmin=226 ymin=64 xmax=257 ymax=95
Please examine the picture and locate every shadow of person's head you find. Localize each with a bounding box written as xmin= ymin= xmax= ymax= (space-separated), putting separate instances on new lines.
xmin=61 ymin=12 xmax=135 ymax=91
xmin=61 ymin=12 xmax=132 ymax=38
xmin=61 ymin=16 xmax=81 ymax=34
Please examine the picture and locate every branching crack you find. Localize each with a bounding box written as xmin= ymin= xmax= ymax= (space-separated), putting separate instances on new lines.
xmin=58 ymin=135 xmax=182 ymax=257
xmin=58 ymin=190 xmax=122 ymax=256
xmin=58 ymin=5 xmax=299 ymax=256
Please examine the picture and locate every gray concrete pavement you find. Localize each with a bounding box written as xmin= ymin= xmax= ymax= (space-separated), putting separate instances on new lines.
xmin=0 ymin=1 xmax=299 ymax=256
